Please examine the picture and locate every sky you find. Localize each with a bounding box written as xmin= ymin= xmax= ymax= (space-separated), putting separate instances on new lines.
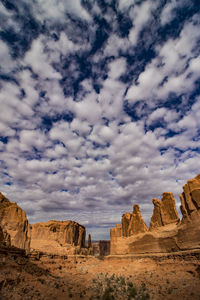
xmin=0 ymin=0 xmax=200 ymax=240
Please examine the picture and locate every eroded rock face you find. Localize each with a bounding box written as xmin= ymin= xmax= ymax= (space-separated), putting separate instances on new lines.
xmin=150 ymin=192 xmax=179 ymax=230
xmin=180 ymin=174 xmax=200 ymax=219
xmin=110 ymin=224 xmax=122 ymax=255
xmin=99 ymin=240 xmax=110 ymax=256
xmin=110 ymin=175 xmax=200 ymax=255
xmin=0 ymin=193 xmax=30 ymax=250
xmin=30 ymin=220 xmax=86 ymax=255
xmin=122 ymin=204 xmax=148 ymax=237
xmin=88 ymin=234 xmax=92 ymax=248
xmin=0 ymin=226 xmax=4 ymax=244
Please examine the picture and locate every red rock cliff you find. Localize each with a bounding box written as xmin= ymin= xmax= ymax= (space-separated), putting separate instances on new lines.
xmin=110 ymin=174 xmax=200 ymax=255
xmin=122 ymin=204 xmax=148 ymax=237
xmin=30 ymin=220 xmax=86 ymax=255
xmin=0 ymin=193 xmax=30 ymax=250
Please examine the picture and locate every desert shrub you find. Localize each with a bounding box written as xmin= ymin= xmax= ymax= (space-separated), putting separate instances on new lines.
xmin=128 ymin=285 xmax=137 ymax=298
xmin=119 ymin=276 xmax=126 ymax=285
xmin=127 ymin=281 xmax=133 ymax=287
xmin=141 ymin=293 xmax=150 ymax=300
xmin=102 ymin=288 xmax=113 ymax=300
xmin=110 ymin=274 xmax=115 ymax=280
xmin=38 ymin=278 xmax=45 ymax=284
xmin=141 ymin=282 xmax=146 ymax=291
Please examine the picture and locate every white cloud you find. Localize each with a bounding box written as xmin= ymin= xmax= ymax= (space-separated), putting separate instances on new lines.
xmin=24 ymin=36 xmax=61 ymax=79
xmin=19 ymin=130 xmax=48 ymax=151
xmin=0 ymin=41 xmax=16 ymax=72
xmin=72 ymin=96 xmax=102 ymax=124
xmin=104 ymin=34 xmax=130 ymax=57
xmin=32 ymin=0 xmax=91 ymax=23
xmin=128 ymin=1 xmax=158 ymax=46
xmin=118 ymin=0 xmax=135 ymax=11
xmin=108 ymin=58 xmax=127 ymax=80
xmin=126 ymin=17 xmax=200 ymax=103
xmin=160 ymin=0 xmax=190 ymax=26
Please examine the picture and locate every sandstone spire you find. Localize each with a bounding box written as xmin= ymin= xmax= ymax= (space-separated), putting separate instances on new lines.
xmin=150 ymin=192 xmax=179 ymax=230
xmin=122 ymin=203 xmax=148 ymax=237
xmin=88 ymin=234 xmax=92 ymax=248
xmin=180 ymin=174 xmax=200 ymax=219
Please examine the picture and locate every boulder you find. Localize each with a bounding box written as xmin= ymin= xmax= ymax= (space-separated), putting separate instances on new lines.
xmin=0 ymin=193 xmax=30 ymax=250
xmin=30 ymin=220 xmax=86 ymax=255
xmin=150 ymin=192 xmax=179 ymax=230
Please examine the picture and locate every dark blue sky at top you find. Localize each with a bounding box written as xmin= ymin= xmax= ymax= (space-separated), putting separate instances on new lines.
xmin=0 ymin=0 xmax=200 ymax=239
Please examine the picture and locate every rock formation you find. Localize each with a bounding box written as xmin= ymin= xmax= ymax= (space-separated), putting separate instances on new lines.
xmin=0 ymin=192 xmax=30 ymax=250
xmin=180 ymin=174 xmax=200 ymax=219
xmin=0 ymin=192 xmax=87 ymax=255
xmin=149 ymin=192 xmax=179 ymax=230
xmin=110 ymin=174 xmax=200 ymax=255
xmin=99 ymin=240 xmax=110 ymax=256
xmin=0 ymin=226 xmax=11 ymax=246
xmin=30 ymin=220 xmax=86 ymax=255
xmin=0 ymin=226 xmax=4 ymax=244
xmin=110 ymin=224 xmax=122 ymax=254
xmin=88 ymin=234 xmax=92 ymax=248
xmin=122 ymin=204 xmax=148 ymax=237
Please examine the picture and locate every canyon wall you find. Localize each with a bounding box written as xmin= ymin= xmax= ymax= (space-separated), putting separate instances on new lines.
xmin=0 ymin=192 xmax=86 ymax=254
xmin=0 ymin=192 xmax=30 ymax=249
xmin=30 ymin=220 xmax=86 ymax=255
xmin=110 ymin=174 xmax=200 ymax=255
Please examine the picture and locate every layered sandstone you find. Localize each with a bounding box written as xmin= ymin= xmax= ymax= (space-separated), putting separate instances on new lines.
xmin=180 ymin=174 xmax=200 ymax=219
xmin=110 ymin=224 xmax=122 ymax=254
xmin=0 ymin=192 xmax=87 ymax=255
xmin=149 ymin=192 xmax=179 ymax=230
xmin=0 ymin=193 xmax=30 ymax=249
xmin=122 ymin=204 xmax=148 ymax=237
xmin=110 ymin=175 xmax=200 ymax=255
xmin=0 ymin=226 xmax=4 ymax=244
xmin=30 ymin=220 xmax=86 ymax=255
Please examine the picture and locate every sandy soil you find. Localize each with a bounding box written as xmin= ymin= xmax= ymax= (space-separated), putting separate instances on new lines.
xmin=0 ymin=251 xmax=200 ymax=300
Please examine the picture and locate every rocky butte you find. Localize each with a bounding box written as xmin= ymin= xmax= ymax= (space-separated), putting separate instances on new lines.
xmin=110 ymin=174 xmax=200 ymax=255
xmin=30 ymin=220 xmax=86 ymax=255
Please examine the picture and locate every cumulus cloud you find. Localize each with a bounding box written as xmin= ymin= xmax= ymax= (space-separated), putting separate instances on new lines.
xmin=128 ymin=0 xmax=158 ymax=46
xmin=126 ymin=16 xmax=200 ymax=104
xmin=0 ymin=0 xmax=199 ymax=239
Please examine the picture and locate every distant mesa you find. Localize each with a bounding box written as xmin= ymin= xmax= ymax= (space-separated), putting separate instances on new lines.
xmin=30 ymin=220 xmax=86 ymax=255
xmin=110 ymin=174 xmax=200 ymax=255
xmin=0 ymin=174 xmax=200 ymax=257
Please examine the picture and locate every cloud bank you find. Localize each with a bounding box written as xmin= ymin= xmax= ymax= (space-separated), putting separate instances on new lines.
xmin=0 ymin=0 xmax=200 ymax=239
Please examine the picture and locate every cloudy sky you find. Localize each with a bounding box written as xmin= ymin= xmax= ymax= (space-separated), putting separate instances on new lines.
xmin=0 ymin=0 xmax=200 ymax=240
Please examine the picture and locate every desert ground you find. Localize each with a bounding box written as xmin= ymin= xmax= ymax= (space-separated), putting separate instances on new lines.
xmin=0 ymin=249 xmax=200 ymax=300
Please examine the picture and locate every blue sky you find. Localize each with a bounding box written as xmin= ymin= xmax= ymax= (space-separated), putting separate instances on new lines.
xmin=0 ymin=0 xmax=200 ymax=240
